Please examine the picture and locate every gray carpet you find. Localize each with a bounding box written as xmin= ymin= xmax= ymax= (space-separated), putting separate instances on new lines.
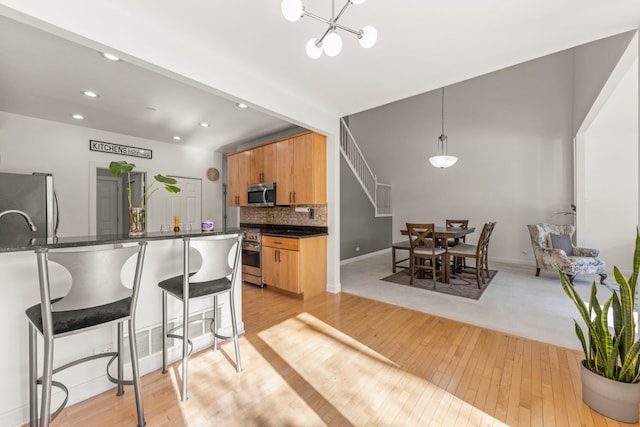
xmin=381 ymin=268 xmax=497 ymax=300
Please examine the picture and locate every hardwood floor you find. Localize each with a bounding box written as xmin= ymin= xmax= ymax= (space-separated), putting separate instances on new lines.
xmin=40 ymin=284 xmax=637 ymax=426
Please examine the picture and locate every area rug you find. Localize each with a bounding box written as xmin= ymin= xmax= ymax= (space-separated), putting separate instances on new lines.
xmin=380 ymin=268 xmax=498 ymax=300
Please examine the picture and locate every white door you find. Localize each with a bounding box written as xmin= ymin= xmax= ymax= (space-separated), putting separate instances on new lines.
xmin=96 ymin=176 xmax=122 ymax=235
xmin=157 ymin=177 xmax=202 ymax=231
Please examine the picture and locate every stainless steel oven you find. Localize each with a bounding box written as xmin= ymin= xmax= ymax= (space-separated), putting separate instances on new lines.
xmin=242 ymin=230 xmax=263 ymax=287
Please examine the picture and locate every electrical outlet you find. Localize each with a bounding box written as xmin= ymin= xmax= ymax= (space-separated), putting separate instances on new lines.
xmin=356 ymin=247 xmax=360 ymax=252
xmin=94 ymin=344 xmax=114 ymax=355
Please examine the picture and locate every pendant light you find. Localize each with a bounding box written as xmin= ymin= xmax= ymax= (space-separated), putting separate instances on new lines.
xmin=429 ymin=87 xmax=458 ymax=168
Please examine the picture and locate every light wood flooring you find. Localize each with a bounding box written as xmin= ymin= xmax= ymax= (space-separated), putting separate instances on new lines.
xmin=36 ymin=284 xmax=638 ymax=426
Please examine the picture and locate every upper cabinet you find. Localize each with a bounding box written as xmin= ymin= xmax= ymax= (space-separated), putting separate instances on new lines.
xmin=227 ymin=131 xmax=326 ymax=207
xmin=227 ymin=151 xmax=250 ymax=206
xmin=250 ymin=143 xmax=276 ymax=185
xmin=276 ymin=132 xmax=326 ymax=205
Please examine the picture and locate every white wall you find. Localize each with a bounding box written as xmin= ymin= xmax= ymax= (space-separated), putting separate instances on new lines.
xmin=348 ymin=50 xmax=576 ymax=265
xmin=0 ymin=111 xmax=235 ymax=426
xmin=579 ymin=59 xmax=639 ymax=271
xmin=0 ymin=111 xmax=224 ymax=234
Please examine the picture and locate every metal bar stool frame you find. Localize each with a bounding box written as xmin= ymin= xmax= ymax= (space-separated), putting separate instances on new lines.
xmin=159 ymin=233 xmax=243 ymax=402
xmin=27 ymin=242 xmax=148 ymax=427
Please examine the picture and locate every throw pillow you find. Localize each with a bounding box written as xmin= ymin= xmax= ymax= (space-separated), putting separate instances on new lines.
xmin=550 ymin=233 xmax=574 ymax=256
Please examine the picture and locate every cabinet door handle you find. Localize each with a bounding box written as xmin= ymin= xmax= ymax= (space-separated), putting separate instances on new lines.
xmin=293 ymin=192 xmax=296 ymax=203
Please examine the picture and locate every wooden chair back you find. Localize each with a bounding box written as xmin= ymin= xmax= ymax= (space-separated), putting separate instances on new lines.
xmin=446 ymin=219 xmax=469 ymax=243
xmin=406 ymin=223 xmax=437 ymax=251
xmin=446 ymin=219 xmax=469 ymax=229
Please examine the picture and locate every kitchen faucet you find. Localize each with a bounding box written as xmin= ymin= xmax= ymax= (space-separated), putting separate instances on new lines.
xmin=0 ymin=209 xmax=37 ymax=231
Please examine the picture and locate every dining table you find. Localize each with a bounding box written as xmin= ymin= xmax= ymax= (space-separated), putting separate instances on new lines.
xmin=400 ymin=226 xmax=475 ymax=249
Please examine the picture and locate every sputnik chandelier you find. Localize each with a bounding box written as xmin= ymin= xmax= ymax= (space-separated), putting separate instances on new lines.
xmin=281 ymin=0 xmax=377 ymax=58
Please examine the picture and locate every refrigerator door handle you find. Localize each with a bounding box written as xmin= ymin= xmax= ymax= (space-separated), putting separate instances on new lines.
xmin=54 ymin=191 xmax=60 ymax=234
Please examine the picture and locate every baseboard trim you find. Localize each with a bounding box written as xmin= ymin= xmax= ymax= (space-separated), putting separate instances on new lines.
xmin=341 ymin=248 xmax=391 ymax=265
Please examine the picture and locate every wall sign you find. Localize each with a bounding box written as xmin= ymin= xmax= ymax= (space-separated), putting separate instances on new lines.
xmin=89 ymin=140 xmax=152 ymax=159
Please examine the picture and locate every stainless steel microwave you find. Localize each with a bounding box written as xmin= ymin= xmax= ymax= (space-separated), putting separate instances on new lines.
xmin=247 ymin=183 xmax=276 ymax=207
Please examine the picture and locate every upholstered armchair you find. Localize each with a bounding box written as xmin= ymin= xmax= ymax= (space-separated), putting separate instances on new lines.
xmin=527 ymin=223 xmax=607 ymax=284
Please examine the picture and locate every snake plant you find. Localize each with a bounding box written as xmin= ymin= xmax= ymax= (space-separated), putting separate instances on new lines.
xmin=109 ymin=160 xmax=181 ymax=209
xmin=560 ymin=228 xmax=640 ymax=383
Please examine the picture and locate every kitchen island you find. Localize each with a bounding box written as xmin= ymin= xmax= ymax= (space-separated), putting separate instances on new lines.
xmin=0 ymin=228 xmax=244 ymax=426
xmin=0 ymin=228 xmax=244 ymax=252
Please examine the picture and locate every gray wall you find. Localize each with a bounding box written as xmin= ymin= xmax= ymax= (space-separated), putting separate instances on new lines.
xmin=340 ymin=156 xmax=392 ymax=260
xmin=347 ymin=45 xmax=576 ymax=265
xmin=573 ymin=30 xmax=637 ymax=133
xmin=343 ymin=32 xmax=634 ymax=265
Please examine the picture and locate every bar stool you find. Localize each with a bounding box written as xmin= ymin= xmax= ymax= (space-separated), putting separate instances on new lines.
xmin=26 ymin=242 xmax=148 ymax=427
xmin=158 ymin=233 xmax=242 ymax=401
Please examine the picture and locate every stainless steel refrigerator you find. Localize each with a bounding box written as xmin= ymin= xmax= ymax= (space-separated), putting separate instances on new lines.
xmin=0 ymin=172 xmax=58 ymax=239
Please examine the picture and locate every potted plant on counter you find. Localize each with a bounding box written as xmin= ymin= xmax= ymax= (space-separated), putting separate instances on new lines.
xmin=109 ymin=160 xmax=181 ymax=236
xmin=560 ymin=229 xmax=640 ymax=423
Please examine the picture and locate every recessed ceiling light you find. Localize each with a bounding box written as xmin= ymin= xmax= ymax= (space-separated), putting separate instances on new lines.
xmin=82 ymin=90 xmax=99 ymax=98
xmin=72 ymin=114 xmax=84 ymax=120
xmin=173 ymin=136 xmax=181 ymax=141
xmin=100 ymin=52 xmax=121 ymax=61
xmin=199 ymin=122 xmax=210 ymax=127
xmin=236 ymin=103 xmax=248 ymax=109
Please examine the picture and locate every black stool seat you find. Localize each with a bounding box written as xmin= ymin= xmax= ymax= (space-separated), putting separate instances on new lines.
xmin=159 ymin=275 xmax=231 ymax=300
xmin=26 ymin=298 xmax=131 ymax=336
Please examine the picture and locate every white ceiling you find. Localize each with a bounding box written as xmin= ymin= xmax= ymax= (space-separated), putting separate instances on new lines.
xmin=0 ymin=0 xmax=639 ymax=152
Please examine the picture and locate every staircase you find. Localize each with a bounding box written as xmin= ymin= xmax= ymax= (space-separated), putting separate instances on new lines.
xmin=340 ymin=118 xmax=392 ymax=217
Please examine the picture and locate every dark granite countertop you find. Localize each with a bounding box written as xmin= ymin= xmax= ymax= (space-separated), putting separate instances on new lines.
xmin=240 ymin=223 xmax=328 ymax=239
xmin=0 ymin=228 xmax=243 ymax=253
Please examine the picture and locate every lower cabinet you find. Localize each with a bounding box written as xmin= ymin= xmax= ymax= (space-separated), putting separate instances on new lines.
xmin=262 ymin=235 xmax=327 ymax=299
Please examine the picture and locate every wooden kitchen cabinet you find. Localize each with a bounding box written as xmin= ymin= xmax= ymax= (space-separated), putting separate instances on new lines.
xmin=262 ymin=235 xmax=327 ymax=299
xmin=249 ymin=143 xmax=276 ymax=184
xmin=227 ymin=130 xmax=326 ymax=206
xmin=227 ymin=151 xmax=250 ymax=206
xmin=275 ymin=132 xmax=326 ymax=205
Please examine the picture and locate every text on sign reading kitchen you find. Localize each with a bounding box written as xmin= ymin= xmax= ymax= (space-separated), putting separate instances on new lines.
xmin=89 ymin=140 xmax=152 ymax=159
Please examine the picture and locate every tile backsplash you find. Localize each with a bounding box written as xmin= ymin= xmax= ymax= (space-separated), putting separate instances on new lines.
xmin=240 ymin=205 xmax=328 ymax=227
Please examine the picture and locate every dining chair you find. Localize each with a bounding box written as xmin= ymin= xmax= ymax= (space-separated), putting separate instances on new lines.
xmin=445 ymin=222 xmax=497 ymax=288
xmin=445 ymin=219 xmax=469 ymax=245
xmin=26 ymin=242 xmax=148 ymax=427
xmin=446 ymin=219 xmax=469 ymax=271
xmin=158 ymin=233 xmax=243 ymax=402
xmin=406 ymin=223 xmax=446 ymax=287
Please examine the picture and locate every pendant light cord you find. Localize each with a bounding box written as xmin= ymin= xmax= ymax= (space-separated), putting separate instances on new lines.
xmin=441 ymin=87 xmax=445 ymax=135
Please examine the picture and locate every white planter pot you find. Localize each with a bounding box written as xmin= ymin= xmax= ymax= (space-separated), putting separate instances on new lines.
xmin=581 ymin=360 xmax=640 ymax=423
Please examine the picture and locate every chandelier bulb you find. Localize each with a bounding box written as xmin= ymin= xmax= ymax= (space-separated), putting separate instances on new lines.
xmin=281 ymin=0 xmax=303 ymax=22
xmin=323 ymin=31 xmax=343 ymax=57
xmin=306 ymin=38 xmax=323 ymax=59
xmin=358 ymin=26 xmax=377 ymax=48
